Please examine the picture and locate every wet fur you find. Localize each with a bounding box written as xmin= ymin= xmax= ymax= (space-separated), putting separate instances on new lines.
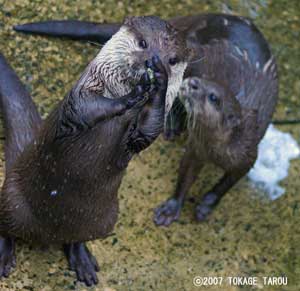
xmin=0 ymin=16 xmax=189 ymax=283
xmin=154 ymin=37 xmax=278 ymax=225
xmin=0 ymin=17 xmax=188 ymax=242
xmin=12 ymin=12 xmax=277 ymax=235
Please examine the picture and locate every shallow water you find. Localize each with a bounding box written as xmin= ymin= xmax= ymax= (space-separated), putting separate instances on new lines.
xmin=0 ymin=0 xmax=300 ymax=290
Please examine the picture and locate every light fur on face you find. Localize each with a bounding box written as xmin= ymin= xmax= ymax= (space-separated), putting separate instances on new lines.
xmin=180 ymin=77 xmax=222 ymax=135
xmin=93 ymin=27 xmax=141 ymax=98
xmin=77 ymin=25 xmax=187 ymax=123
xmin=165 ymin=62 xmax=187 ymax=122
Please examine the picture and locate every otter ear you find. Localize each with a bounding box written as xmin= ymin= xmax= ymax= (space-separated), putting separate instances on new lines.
xmin=166 ymin=22 xmax=176 ymax=32
xmin=124 ymin=16 xmax=134 ymax=27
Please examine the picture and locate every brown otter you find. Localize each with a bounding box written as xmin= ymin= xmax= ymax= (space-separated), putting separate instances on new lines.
xmin=13 ymin=14 xmax=279 ymax=223
xmin=13 ymin=13 xmax=272 ymax=67
xmin=154 ymin=40 xmax=278 ymax=225
xmin=13 ymin=13 xmax=280 ymax=131
xmin=0 ymin=16 xmax=189 ymax=285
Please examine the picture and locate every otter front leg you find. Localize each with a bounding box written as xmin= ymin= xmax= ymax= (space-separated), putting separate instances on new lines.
xmin=154 ymin=151 xmax=203 ymax=226
xmin=0 ymin=237 xmax=16 ymax=279
xmin=195 ymin=168 xmax=250 ymax=221
xmin=63 ymin=242 xmax=99 ymax=286
xmin=127 ymin=56 xmax=168 ymax=153
xmin=79 ymin=79 xmax=150 ymax=128
xmin=58 ymin=73 xmax=150 ymax=137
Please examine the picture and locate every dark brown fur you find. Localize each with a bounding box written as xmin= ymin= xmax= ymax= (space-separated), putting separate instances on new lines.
xmin=12 ymin=10 xmax=278 ymax=246
xmin=154 ymin=39 xmax=278 ymax=226
xmin=0 ymin=16 xmax=189 ymax=285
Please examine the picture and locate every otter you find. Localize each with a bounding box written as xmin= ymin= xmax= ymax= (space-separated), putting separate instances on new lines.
xmin=13 ymin=14 xmax=278 ymax=223
xmin=0 ymin=16 xmax=189 ymax=285
xmin=13 ymin=13 xmax=272 ymax=68
xmin=13 ymin=13 xmax=278 ymax=132
xmin=154 ymin=40 xmax=278 ymax=225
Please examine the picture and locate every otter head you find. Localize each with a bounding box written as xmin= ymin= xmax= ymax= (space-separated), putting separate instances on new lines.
xmin=180 ymin=77 xmax=242 ymax=140
xmin=91 ymin=16 xmax=190 ymax=116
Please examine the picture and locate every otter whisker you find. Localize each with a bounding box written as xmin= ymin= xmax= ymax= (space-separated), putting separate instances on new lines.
xmin=88 ymin=41 xmax=105 ymax=48
xmin=188 ymin=56 xmax=205 ymax=64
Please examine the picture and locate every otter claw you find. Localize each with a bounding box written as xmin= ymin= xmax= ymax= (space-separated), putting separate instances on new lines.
xmin=153 ymin=55 xmax=160 ymax=63
xmin=153 ymin=198 xmax=182 ymax=226
xmin=145 ymin=59 xmax=153 ymax=70
xmin=152 ymin=55 xmax=165 ymax=72
xmin=139 ymin=71 xmax=151 ymax=90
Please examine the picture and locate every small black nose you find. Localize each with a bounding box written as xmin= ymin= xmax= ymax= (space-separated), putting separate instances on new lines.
xmin=180 ymin=86 xmax=186 ymax=93
xmin=189 ymin=78 xmax=199 ymax=90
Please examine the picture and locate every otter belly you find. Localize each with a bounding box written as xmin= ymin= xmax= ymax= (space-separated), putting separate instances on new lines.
xmin=40 ymin=194 xmax=120 ymax=244
xmin=1 ymin=169 xmax=123 ymax=244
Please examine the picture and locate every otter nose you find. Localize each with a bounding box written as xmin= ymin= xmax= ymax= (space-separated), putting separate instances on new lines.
xmin=189 ymin=78 xmax=199 ymax=90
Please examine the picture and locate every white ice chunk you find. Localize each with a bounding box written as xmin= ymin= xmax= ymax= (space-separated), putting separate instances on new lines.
xmin=248 ymin=124 xmax=300 ymax=200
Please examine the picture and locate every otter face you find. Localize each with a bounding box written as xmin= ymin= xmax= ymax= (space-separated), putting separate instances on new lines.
xmin=94 ymin=16 xmax=190 ymax=115
xmin=179 ymin=77 xmax=242 ymax=132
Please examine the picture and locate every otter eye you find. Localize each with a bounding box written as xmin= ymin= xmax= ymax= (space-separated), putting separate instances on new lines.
xmin=139 ymin=39 xmax=148 ymax=49
xmin=169 ymin=57 xmax=178 ymax=66
xmin=208 ymin=93 xmax=220 ymax=106
xmin=192 ymin=84 xmax=198 ymax=90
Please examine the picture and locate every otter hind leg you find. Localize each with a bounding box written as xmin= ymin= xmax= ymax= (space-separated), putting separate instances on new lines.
xmin=195 ymin=169 xmax=250 ymax=221
xmin=0 ymin=237 xmax=16 ymax=279
xmin=0 ymin=53 xmax=42 ymax=172
xmin=154 ymin=151 xmax=202 ymax=226
xmin=63 ymin=243 xmax=100 ymax=287
xmin=0 ymin=53 xmax=42 ymax=279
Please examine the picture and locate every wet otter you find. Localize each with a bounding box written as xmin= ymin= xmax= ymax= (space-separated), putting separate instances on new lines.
xmin=154 ymin=40 xmax=278 ymax=225
xmin=13 ymin=13 xmax=278 ymax=223
xmin=0 ymin=16 xmax=189 ymax=285
xmin=13 ymin=13 xmax=277 ymax=132
xmin=13 ymin=13 xmax=272 ymax=67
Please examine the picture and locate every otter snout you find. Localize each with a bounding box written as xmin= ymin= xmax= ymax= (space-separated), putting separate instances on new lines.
xmin=180 ymin=77 xmax=203 ymax=101
xmin=188 ymin=78 xmax=200 ymax=90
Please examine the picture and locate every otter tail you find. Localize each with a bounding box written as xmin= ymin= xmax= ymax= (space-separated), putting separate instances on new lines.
xmin=14 ymin=20 xmax=121 ymax=44
xmin=0 ymin=53 xmax=42 ymax=172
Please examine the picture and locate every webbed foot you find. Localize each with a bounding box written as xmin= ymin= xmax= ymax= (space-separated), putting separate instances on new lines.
xmin=0 ymin=237 xmax=16 ymax=279
xmin=64 ymin=242 xmax=100 ymax=287
xmin=153 ymin=198 xmax=182 ymax=226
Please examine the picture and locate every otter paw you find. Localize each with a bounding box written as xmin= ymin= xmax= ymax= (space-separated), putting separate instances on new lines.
xmin=126 ymin=72 xmax=151 ymax=108
xmin=153 ymin=198 xmax=182 ymax=226
xmin=0 ymin=237 xmax=16 ymax=279
xmin=146 ymin=56 xmax=168 ymax=90
xmin=195 ymin=192 xmax=219 ymax=221
xmin=64 ymin=243 xmax=100 ymax=287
